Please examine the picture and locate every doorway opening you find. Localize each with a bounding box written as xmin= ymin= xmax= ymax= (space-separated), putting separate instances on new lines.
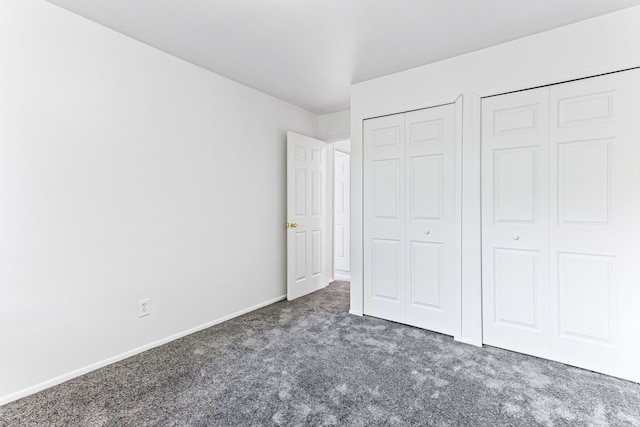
xmin=333 ymin=140 xmax=350 ymax=281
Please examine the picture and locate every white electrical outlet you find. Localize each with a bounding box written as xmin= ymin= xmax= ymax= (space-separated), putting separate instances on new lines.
xmin=138 ymin=298 xmax=150 ymax=317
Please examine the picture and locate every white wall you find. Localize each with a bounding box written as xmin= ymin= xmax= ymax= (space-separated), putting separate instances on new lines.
xmin=350 ymin=6 xmax=640 ymax=344
xmin=318 ymin=110 xmax=350 ymax=142
xmin=0 ymin=0 xmax=317 ymax=404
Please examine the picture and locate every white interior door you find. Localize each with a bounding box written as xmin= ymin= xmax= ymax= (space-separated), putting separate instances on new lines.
xmin=286 ymin=131 xmax=327 ymax=301
xmin=548 ymin=70 xmax=640 ymax=381
xmin=481 ymin=88 xmax=551 ymax=358
xmin=404 ymin=105 xmax=458 ymax=335
xmin=364 ymin=113 xmax=405 ymax=323
xmin=481 ymin=69 xmax=640 ymax=382
xmin=334 ymin=150 xmax=350 ymax=275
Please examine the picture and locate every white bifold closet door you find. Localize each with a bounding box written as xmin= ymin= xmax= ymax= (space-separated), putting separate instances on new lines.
xmin=482 ymin=88 xmax=551 ymax=357
xmin=364 ymin=103 xmax=459 ymax=336
xmin=482 ymin=69 xmax=640 ymax=382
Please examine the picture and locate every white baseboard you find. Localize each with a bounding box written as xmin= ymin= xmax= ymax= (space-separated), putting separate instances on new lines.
xmin=349 ymin=309 xmax=363 ymax=316
xmin=0 ymin=294 xmax=286 ymax=407
xmin=454 ymin=336 xmax=483 ymax=348
xmin=334 ymin=271 xmax=350 ymax=281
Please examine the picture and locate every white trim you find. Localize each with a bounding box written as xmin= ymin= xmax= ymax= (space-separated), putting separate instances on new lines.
xmin=474 ymin=61 xmax=640 ymax=98
xmin=326 ymin=142 xmax=335 ymax=289
xmin=0 ymin=294 xmax=286 ymax=406
xmin=334 ymin=271 xmax=351 ymax=281
xmin=455 ymin=336 xmax=483 ymax=347
xmin=358 ymin=94 xmax=460 ymax=124
xmin=452 ymin=95 xmax=464 ymax=342
xmin=456 ymin=92 xmax=484 ymax=347
xmin=349 ymin=309 xmax=363 ymax=316
xmin=325 ymin=135 xmax=351 ymax=144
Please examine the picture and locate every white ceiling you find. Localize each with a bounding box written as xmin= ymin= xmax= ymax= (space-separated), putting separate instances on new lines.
xmin=46 ymin=0 xmax=640 ymax=114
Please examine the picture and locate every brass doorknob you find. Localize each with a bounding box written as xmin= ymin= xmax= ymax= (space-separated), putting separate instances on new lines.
xmin=285 ymin=222 xmax=299 ymax=229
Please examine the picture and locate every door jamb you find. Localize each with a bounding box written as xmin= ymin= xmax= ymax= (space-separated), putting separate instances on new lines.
xmin=333 ymin=144 xmax=351 ymax=281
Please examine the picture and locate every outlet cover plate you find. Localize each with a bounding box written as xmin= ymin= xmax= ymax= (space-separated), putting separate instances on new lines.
xmin=138 ymin=298 xmax=150 ymax=317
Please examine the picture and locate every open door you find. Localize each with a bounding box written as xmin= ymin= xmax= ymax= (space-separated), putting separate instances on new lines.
xmin=286 ymin=131 xmax=327 ymax=300
xmin=334 ymin=149 xmax=350 ymax=279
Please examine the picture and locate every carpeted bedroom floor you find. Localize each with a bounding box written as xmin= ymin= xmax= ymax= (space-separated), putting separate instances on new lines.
xmin=2 ymin=281 xmax=640 ymax=426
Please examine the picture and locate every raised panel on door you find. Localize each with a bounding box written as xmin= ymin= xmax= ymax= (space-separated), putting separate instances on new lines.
xmin=372 ymin=239 xmax=401 ymax=302
xmin=405 ymin=104 xmax=459 ymax=335
xmin=294 ymin=231 xmax=307 ymax=281
xmin=409 ymin=241 xmax=442 ymax=309
xmin=481 ymin=87 xmax=551 ymax=359
xmin=311 ymin=170 xmax=322 ymax=216
xmin=557 ymin=140 xmax=612 ymax=225
xmin=493 ymin=249 xmax=539 ymax=329
xmin=295 ymin=169 xmax=307 ymax=216
xmin=372 ymin=159 xmax=401 ymax=220
xmin=311 ymin=230 xmax=322 ymax=277
xmin=410 ymin=155 xmax=442 ymax=221
xmin=549 ymin=70 xmax=640 ymax=382
xmin=556 ymin=253 xmax=615 ymax=343
xmin=493 ymin=148 xmax=537 ymax=224
xmin=364 ymin=113 xmax=405 ymax=323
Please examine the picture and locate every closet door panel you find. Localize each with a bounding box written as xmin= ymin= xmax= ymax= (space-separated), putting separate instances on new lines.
xmin=371 ymin=238 xmax=401 ymax=301
xmin=549 ymin=70 xmax=640 ymax=382
xmin=409 ymin=241 xmax=443 ymax=310
xmin=405 ymin=105 xmax=458 ymax=335
xmin=481 ymin=88 xmax=551 ymax=358
xmin=364 ymin=113 xmax=406 ymax=323
xmin=492 ymin=248 xmax=540 ymax=329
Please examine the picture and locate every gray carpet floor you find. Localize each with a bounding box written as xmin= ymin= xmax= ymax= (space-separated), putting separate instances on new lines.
xmin=2 ymin=281 xmax=640 ymax=426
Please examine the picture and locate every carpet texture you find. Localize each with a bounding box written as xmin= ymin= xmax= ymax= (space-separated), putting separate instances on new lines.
xmin=2 ymin=281 xmax=640 ymax=426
